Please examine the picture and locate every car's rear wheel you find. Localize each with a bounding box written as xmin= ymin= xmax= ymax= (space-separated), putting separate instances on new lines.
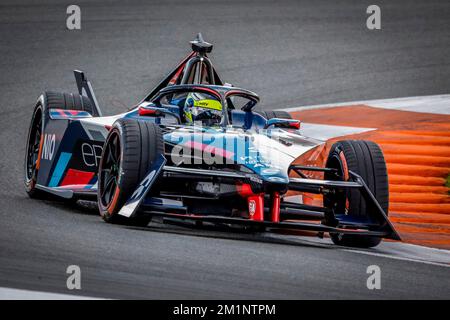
xmin=24 ymin=92 xmax=96 ymax=199
xmin=44 ymin=91 xmax=97 ymax=116
xmin=255 ymin=110 xmax=292 ymax=120
xmin=98 ymin=118 xmax=164 ymax=226
xmin=324 ymin=140 xmax=389 ymax=248
xmin=24 ymin=103 xmax=45 ymax=198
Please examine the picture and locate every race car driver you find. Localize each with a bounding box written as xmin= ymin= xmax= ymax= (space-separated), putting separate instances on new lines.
xmin=183 ymin=92 xmax=223 ymax=126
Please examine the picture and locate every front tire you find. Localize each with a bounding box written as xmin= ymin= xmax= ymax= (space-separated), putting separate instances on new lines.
xmin=98 ymin=118 xmax=164 ymax=226
xmin=324 ymin=140 xmax=389 ymax=248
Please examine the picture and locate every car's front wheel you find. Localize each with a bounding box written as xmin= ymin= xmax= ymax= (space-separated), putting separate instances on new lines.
xmin=97 ymin=118 xmax=164 ymax=226
xmin=323 ymin=140 xmax=389 ymax=248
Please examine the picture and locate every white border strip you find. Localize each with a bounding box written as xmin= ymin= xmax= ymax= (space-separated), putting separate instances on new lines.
xmin=342 ymin=249 xmax=450 ymax=268
xmin=0 ymin=287 xmax=106 ymax=300
xmin=279 ymin=94 xmax=450 ymax=115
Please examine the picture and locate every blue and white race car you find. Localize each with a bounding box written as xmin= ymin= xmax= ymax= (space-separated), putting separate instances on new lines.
xmin=24 ymin=34 xmax=400 ymax=248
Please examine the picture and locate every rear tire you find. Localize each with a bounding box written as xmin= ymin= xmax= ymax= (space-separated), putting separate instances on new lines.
xmin=273 ymin=110 xmax=292 ymax=119
xmin=44 ymin=91 xmax=97 ymax=116
xmin=255 ymin=110 xmax=292 ymax=120
xmin=24 ymin=91 xmax=96 ymax=198
xmin=324 ymin=140 xmax=389 ymax=248
xmin=24 ymin=103 xmax=45 ymax=198
xmin=98 ymin=118 xmax=163 ymax=226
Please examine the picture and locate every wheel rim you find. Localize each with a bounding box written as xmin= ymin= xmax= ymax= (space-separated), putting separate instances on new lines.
xmin=25 ymin=108 xmax=42 ymax=182
xmin=324 ymin=153 xmax=348 ymax=215
xmin=99 ymin=131 xmax=121 ymax=208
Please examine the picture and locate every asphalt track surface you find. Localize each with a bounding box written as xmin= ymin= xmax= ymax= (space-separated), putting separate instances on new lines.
xmin=0 ymin=0 xmax=449 ymax=299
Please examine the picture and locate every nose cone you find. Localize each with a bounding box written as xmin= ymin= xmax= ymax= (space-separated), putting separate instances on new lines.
xmin=163 ymin=128 xmax=290 ymax=184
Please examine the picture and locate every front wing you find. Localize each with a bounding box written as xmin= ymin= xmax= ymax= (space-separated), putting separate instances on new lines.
xmin=118 ymin=156 xmax=401 ymax=241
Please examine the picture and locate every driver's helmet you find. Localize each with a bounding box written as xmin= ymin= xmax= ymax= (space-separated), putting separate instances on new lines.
xmin=183 ymin=92 xmax=223 ymax=125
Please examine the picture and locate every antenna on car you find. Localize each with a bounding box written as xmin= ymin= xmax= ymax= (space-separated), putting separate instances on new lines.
xmin=190 ymin=33 xmax=213 ymax=55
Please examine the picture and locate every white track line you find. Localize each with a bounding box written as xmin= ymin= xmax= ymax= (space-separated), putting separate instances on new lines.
xmin=342 ymin=249 xmax=450 ymax=268
xmin=0 ymin=287 xmax=106 ymax=300
xmin=269 ymin=233 xmax=450 ymax=267
xmin=343 ymin=241 xmax=450 ymax=267
xmin=300 ymin=123 xmax=375 ymax=141
xmin=279 ymin=94 xmax=450 ymax=115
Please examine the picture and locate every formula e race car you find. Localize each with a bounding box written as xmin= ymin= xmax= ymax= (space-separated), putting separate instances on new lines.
xmin=24 ymin=34 xmax=400 ymax=248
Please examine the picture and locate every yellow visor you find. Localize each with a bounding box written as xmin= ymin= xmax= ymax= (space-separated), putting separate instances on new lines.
xmin=193 ymin=99 xmax=222 ymax=111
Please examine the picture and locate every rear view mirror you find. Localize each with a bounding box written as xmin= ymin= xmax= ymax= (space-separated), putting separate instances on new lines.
xmin=264 ymin=118 xmax=301 ymax=129
xmin=138 ymin=105 xmax=181 ymax=124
